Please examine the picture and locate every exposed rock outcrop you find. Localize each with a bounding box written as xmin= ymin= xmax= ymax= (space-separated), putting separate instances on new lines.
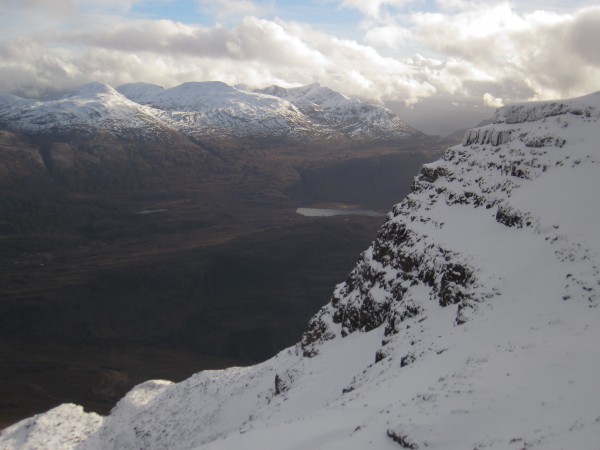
xmin=302 ymin=92 xmax=600 ymax=363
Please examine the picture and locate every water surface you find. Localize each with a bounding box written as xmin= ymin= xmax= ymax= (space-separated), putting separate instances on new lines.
xmin=296 ymin=208 xmax=384 ymax=217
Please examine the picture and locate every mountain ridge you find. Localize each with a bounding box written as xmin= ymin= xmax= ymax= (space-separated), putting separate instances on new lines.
xmin=0 ymin=81 xmax=425 ymax=145
xmin=0 ymin=81 xmax=180 ymax=140
xmin=255 ymin=82 xmax=421 ymax=140
xmin=2 ymin=93 xmax=599 ymax=448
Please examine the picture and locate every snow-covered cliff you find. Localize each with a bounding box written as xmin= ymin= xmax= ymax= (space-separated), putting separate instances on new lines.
xmin=2 ymin=93 xmax=599 ymax=449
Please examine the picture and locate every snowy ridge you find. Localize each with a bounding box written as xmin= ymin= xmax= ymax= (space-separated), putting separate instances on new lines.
xmin=2 ymin=93 xmax=600 ymax=449
xmin=136 ymin=82 xmax=320 ymax=141
xmin=0 ymin=81 xmax=422 ymax=143
xmin=256 ymin=83 xmax=420 ymax=140
xmin=305 ymin=92 xmax=600 ymax=349
xmin=0 ymin=82 xmax=177 ymax=139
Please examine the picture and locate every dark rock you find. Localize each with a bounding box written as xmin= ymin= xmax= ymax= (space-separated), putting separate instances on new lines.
xmin=419 ymin=165 xmax=448 ymax=183
xmin=301 ymin=311 xmax=336 ymax=357
xmin=375 ymin=349 xmax=386 ymax=363
xmin=495 ymin=205 xmax=524 ymax=228
xmin=274 ymin=374 xmax=287 ymax=395
xmin=387 ymin=429 xmax=420 ymax=449
xmin=400 ymin=353 xmax=416 ymax=367
xmin=455 ymin=302 xmax=474 ymax=325
xmin=439 ymin=263 xmax=472 ymax=307
xmin=384 ymin=304 xmax=421 ymax=336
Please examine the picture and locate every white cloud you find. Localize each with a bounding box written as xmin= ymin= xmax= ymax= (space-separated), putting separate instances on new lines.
xmin=0 ymin=0 xmax=598 ymax=131
xmin=365 ymin=25 xmax=412 ymax=48
xmin=337 ymin=0 xmax=412 ymax=19
xmin=0 ymin=16 xmax=438 ymax=104
xmin=386 ymin=4 xmax=600 ymax=102
xmin=3 ymin=0 xmax=76 ymax=14
xmin=482 ymin=92 xmax=504 ymax=108
xmin=197 ymin=0 xmax=273 ymax=20
xmin=1 ymin=0 xmax=141 ymax=15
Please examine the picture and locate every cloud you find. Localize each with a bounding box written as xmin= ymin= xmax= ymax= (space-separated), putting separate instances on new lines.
xmin=565 ymin=8 xmax=600 ymax=66
xmin=57 ymin=17 xmax=328 ymax=67
xmin=3 ymin=0 xmax=76 ymax=15
xmin=0 ymin=15 xmax=424 ymax=101
xmin=364 ymin=26 xmax=412 ymax=48
xmin=0 ymin=0 xmax=598 ymax=133
xmin=197 ymin=0 xmax=273 ymax=20
xmin=1 ymin=0 xmax=141 ymax=15
xmin=336 ymin=0 xmax=412 ymax=19
xmin=482 ymin=93 xmax=504 ymax=108
xmin=399 ymin=4 xmax=600 ymax=101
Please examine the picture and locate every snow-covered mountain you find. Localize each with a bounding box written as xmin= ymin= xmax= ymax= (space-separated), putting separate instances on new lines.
xmin=117 ymin=81 xmax=321 ymax=142
xmin=0 ymin=82 xmax=178 ymax=140
xmin=256 ymin=83 xmax=421 ymax=140
xmin=2 ymin=93 xmax=600 ymax=449
xmin=0 ymin=81 xmax=424 ymax=145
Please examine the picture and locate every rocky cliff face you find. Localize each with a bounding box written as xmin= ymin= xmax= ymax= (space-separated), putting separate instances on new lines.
xmin=2 ymin=93 xmax=599 ymax=449
xmin=302 ymin=93 xmax=600 ymax=361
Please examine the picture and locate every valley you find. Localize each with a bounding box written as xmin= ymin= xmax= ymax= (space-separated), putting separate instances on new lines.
xmin=0 ymin=120 xmax=448 ymax=428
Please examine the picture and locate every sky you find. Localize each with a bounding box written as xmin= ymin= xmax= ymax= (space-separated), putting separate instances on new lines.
xmin=1 ymin=0 xmax=599 ymax=134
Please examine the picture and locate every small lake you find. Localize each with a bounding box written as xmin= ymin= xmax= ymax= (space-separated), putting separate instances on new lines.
xmin=136 ymin=209 xmax=168 ymax=215
xmin=296 ymin=207 xmax=384 ymax=217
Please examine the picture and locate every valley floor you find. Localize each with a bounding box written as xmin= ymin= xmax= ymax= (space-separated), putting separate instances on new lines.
xmin=0 ymin=134 xmax=446 ymax=428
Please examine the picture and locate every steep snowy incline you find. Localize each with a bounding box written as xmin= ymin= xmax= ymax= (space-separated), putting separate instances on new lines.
xmin=2 ymin=93 xmax=600 ymax=449
xmin=302 ymin=92 xmax=600 ymax=353
xmin=256 ymin=83 xmax=422 ymax=140
xmin=0 ymin=82 xmax=176 ymax=139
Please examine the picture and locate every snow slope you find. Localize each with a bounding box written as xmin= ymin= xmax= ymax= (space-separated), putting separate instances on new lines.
xmin=117 ymin=81 xmax=321 ymax=141
xmin=256 ymin=83 xmax=420 ymax=140
xmin=2 ymin=93 xmax=600 ymax=449
xmin=0 ymin=82 xmax=176 ymax=139
xmin=0 ymin=81 xmax=423 ymax=144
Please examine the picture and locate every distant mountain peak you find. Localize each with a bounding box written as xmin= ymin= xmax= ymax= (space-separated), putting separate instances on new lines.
xmin=1 ymin=80 xmax=427 ymax=144
xmin=0 ymin=81 xmax=173 ymax=137
xmin=257 ymin=82 xmax=352 ymax=106
xmin=169 ymin=80 xmax=236 ymax=95
xmin=254 ymin=82 xmax=420 ymax=139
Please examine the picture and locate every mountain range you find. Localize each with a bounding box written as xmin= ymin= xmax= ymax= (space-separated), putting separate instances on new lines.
xmin=0 ymin=81 xmax=423 ymax=146
xmin=2 ymin=91 xmax=599 ymax=448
